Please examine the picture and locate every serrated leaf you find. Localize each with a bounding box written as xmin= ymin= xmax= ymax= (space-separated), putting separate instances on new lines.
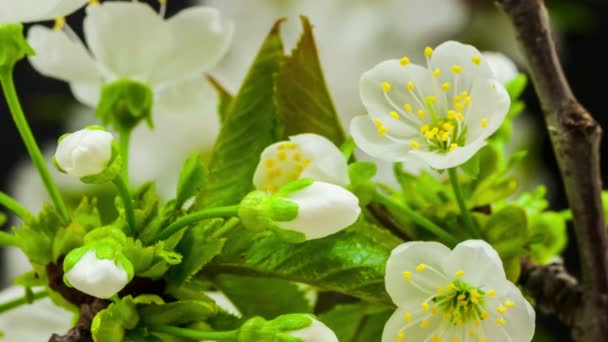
xmin=529 ymin=212 xmax=567 ymax=264
xmin=72 ymin=197 xmax=102 ymax=231
xmin=138 ymin=300 xmax=216 ymax=326
xmin=13 ymin=203 xmax=63 ymax=265
xmin=167 ymin=221 xmax=226 ymax=287
xmin=276 ymin=16 xmax=345 ymax=145
xmin=207 ymin=75 xmax=233 ymax=124
xmin=214 ymin=274 xmax=311 ymax=319
xmin=319 ymin=303 xmax=390 ymax=342
xmin=131 ymin=182 xmax=161 ymax=235
xmin=51 ymin=222 xmax=86 ymax=262
xmin=196 ymin=20 xmax=285 ymax=208
xmin=209 ymin=221 xmax=400 ymax=304
xmin=175 ymin=153 xmax=207 ymax=209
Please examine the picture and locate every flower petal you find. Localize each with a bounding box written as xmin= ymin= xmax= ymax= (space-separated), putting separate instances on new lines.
xmin=385 ymin=241 xmax=451 ymax=306
xmin=360 ymin=60 xmax=444 ymax=137
xmin=382 ymin=305 xmax=444 ymax=342
xmin=150 ymin=6 xmax=234 ymax=84
xmin=441 ymin=240 xmax=507 ymax=292
xmin=484 ymin=282 xmax=535 ymax=342
xmin=482 ymin=52 xmax=518 ymax=85
xmin=65 ymin=250 xmax=128 ymax=298
xmin=350 ymin=116 xmax=414 ymax=162
xmin=289 ymin=316 xmax=339 ymax=342
xmin=46 ymin=0 xmax=89 ymax=20
xmin=28 ymin=25 xmax=100 ymax=84
xmin=0 ymin=0 xmax=86 ymax=24
xmin=154 ymin=76 xmax=216 ymax=117
xmin=84 ymin=2 xmax=170 ymax=82
xmin=409 ymin=138 xmax=486 ymax=170
xmin=290 ymin=133 xmax=349 ymax=186
xmin=464 ymin=78 xmax=510 ymax=142
xmin=429 ymin=41 xmax=493 ymax=96
xmin=277 ymin=182 xmax=360 ymax=239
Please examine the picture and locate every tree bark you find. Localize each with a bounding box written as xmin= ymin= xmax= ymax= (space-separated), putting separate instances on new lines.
xmin=495 ymin=0 xmax=608 ymax=340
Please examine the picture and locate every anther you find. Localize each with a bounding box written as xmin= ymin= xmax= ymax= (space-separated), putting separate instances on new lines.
xmin=404 ymin=103 xmax=413 ymax=112
xmin=432 ymin=68 xmax=441 ymax=78
xmin=416 ymin=264 xmax=427 ymax=272
xmin=407 ymin=81 xmax=415 ymax=92
xmin=404 ymin=312 xmax=412 ymax=323
xmin=481 ymin=118 xmax=488 ymax=128
xmin=410 ymin=141 xmax=420 ymax=149
xmin=455 ymin=270 xmax=465 ymax=277
xmin=449 ymin=143 xmax=458 ymax=152
xmin=53 ymin=17 xmax=66 ymax=31
xmin=417 ymin=109 xmax=426 ymax=118
xmin=424 ymin=47 xmax=433 ymax=58
xmin=497 ymin=306 xmax=507 ymax=314
xmin=400 ymin=56 xmax=411 ymax=66
xmin=390 ymin=111 xmax=400 ymax=120
xmin=442 ymin=82 xmax=451 ymax=92
xmin=496 ymin=317 xmax=506 ymax=326
xmin=403 ymin=271 xmax=412 ymax=281
xmin=420 ymin=320 xmax=430 ymax=329
xmin=451 ymin=65 xmax=462 ymax=74
xmin=382 ymin=82 xmax=392 ymax=92
xmin=422 ymin=302 xmax=430 ymax=312
xmin=472 ymin=55 xmax=481 ymax=65
xmin=504 ymin=300 xmax=515 ymax=308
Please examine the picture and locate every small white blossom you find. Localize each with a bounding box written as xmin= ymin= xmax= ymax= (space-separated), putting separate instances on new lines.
xmin=383 ymin=240 xmax=535 ymax=342
xmin=253 ymin=133 xmax=349 ymax=193
xmin=289 ymin=316 xmax=339 ymax=342
xmin=0 ymin=0 xmax=87 ymax=25
xmin=55 ymin=128 xmax=113 ymax=178
xmin=64 ymin=250 xmax=129 ymax=299
xmin=27 ymin=1 xmax=233 ymax=118
xmin=483 ymin=52 xmax=519 ymax=85
xmin=351 ymin=41 xmax=510 ymax=170
xmin=276 ymin=182 xmax=360 ymax=240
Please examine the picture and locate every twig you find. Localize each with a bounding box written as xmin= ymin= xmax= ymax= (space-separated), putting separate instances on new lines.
xmin=495 ymin=0 xmax=608 ymax=340
xmin=48 ymin=299 xmax=107 ymax=342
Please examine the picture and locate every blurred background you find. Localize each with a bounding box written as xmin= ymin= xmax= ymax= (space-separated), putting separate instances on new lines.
xmin=1 ymin=0 xmax=607 ymax=340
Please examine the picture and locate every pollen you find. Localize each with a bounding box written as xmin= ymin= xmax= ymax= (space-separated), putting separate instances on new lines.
xmin=455 ymin=270 xmax=465 ymax=277
xmin=432 ymin=336 xmax=442 ymax=342
xmin=432 ymin=68 xmax=441 ymax=78
xmin=293 ymin=153 xmax=302 ymax=161
xmin=420 ymin=320 xmax=430 ymax=329
xmin=487 ymin=290 xmax=496 ymax=297
xmin=481 ymin=311 xmax=489 ymax=320
xmin=277 ymin=151 xmax=287 ymax=161
xmin=410 ymin=140 xmax=420 ymax=149
xmin=497 ymin=306 xmax=507 ymax=314
xmin=404 ymin=103 xmax=413 ymax=112
xmin=469 ymin=330 xmax=476 ymax=337
xmin=407 ymin=81 xmax=415 ymax=92
xmin=424 ymin=47 xmax=433 ymax=58
xmin=404 ymin=312 xmax=412 ymax=323
xmin=447 ymin=110 xmax=457 ymax=120
xmin=455 ymin=102 xmax=464 ymax=112
xmin=425 ymin=95 xmax=437 ymax=104
xmin=266 ymin=169 xmax=282 ymax=179
xmin=88 ymin=0 xmax=99 ymax=4
xmin=53 ymin=17 xmax=66 ymax=31
xmin=449 ymin=143 xmax=458 ymax=152
xmin=504 ymin=300 xmax=515 ymax=308
xmin=451 ymin=65 xmax=462 ymax=74
xmin=403 ymin=271 xmax=412 ymax=281
xmin=416 ymin=264 xmax=427 ymax=272
xmin=451 ymin=338 xmax=458 ymax=342
xmin=456 ymin=112 xmax=464 ymax=120
xmin=422 ymin=302 xmax=430 ymax=311
xmin=472 ymin=55 xmax=481 ymax=65
xmin=440 ymin=131 xmax=450 ymax=142
xmin=390 ymin=111 xmax=400 ymax=119
xmin=418 ymin=109 xmax=426 ymax=118
xmin=277 ymin=142 xmax=297 ymax=150
xmin=420 ymin=124 xmax=430 ymax=132
xmin=481 ymin=118 xmax=488 ymax=128
xmin=496 ymin=317 xmax=506 ymax=326
xmin=377 ymin=126 xmax=388 ymax=136
xmin=400 ymin=56 xmax=411 ymax=66
xmin=442 ymin=82 xmax=451 ymax=92
xmin=480 ymin=339 xmax=488 ymax=342
xmin=264 ymin=158 xmax=275 ymax=168
xmin=382 ymin=82 xmax=392 ymax=92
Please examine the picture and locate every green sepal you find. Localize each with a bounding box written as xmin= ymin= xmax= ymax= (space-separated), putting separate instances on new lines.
xmin=269 ymin=198 xmax=299 ymax=222
xmin=236 ymin=314 xmax=314 ymax=342
xmin=84 ymin=225 xmax=128 ymax=246
xmin=79 ymin=140 xmax=123 ymax=184
xmin=274 ymin=178 xmax=314 ymax=197
xmin=91 ymin=296 xmax=139 ymax=342
xmin=0 ymin=23 xmax=34 ymax=71
xmin=96 ymin=79 xmax=154 ymax=131
xmin=174 ymin=153 xmax=207 ymax=210
xmin=239 ymin=191 xmax=274 ymax=232
xmin=51 ymin=222 xmax=86 ymax=263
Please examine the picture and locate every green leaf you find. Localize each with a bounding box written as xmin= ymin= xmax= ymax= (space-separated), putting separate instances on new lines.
xmin=167 ymin=220 xmax=226 ymax=287
xmin=275 ymin=16 xmax=345 ymax=145
xmin=51 ymin=222 xmax=86 ymax=262
xmin=348 ymin=162 xmax=377 ymax=205
xmin=529 ymin=212 xmax=567 ymax=264
xmin=131 ymin=182 xmax=161 ymax=236
xmin=91 ymin=296 xmax=139 ymax=342
xmin=483 ymin=205 xmax=528 ymax=246
xmin=319 ymin=303 xmax=391 ymax=342
xmin=13 ymin=203 xmax=63 ymax=265
xmin=196 ymin=20 xmax=285 ymax=208
xmin=505 ymin=73 xmax=528 ymax=100
xmin=460 ymin=153 xmax=480 ymax=178
xmin=214 ymin=274 xmax=311 ymax=319
xmin=138 ymin=300 xmax=216 ymax=326
xmin=175 ymin=153 xmax=207 ymax=209
xmin=210 ymin=221 xmax=400 ymax=304
xmin=207 ymin=75 xmax=233 ymax=124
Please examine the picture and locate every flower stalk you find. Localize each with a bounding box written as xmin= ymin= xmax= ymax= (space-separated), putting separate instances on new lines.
xmin=448 ymin=168 xmax=480 ymax=238
xmin=0 ymin=289 xmax=48 ymax=315
xmin=112 ymin=176 xmax=136 ymax=235
xmin=156 ymin=205 xmax=240 ymax=241
xmin=0 ymin=191 xmax=30 ymax=219
xmin=147 ymin=325 xmax=238 ymax=341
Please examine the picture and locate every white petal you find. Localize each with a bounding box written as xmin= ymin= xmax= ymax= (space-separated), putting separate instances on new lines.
xmin=277 ymin=182 xmax=360 ymax=239
xmin=385 ymin=241 xmax=451 ymax=306
xmin=360 ymin=60 xmax=444 ymax=137
xmin=290 ymin=133 xmax=349 ymax=186
xmin=0 ymin=0 xmax=86 ymax=24
xmin=65 ymin=250 xmax=128 ymax=298
xmin=486 ymin=282 xmax=536 ymax=342
xmin=482 ymin=52 xmax=519 ymax=85
xmin=350 ymin=116 xmax=414 ymax=162
xmin=382 ymin=305 xmax=443 ymax=342
xmin=55 ymin=128 xmax=113 ymax=178
xmin=154 ymin=76 xmax=216 ymax=117
xmin=70 ymin=81 xmax=102 ymax=108
xmin=289 ymin=316 xmax=338 ymax=342
xmin=441 ymin=240 xmax=508 ymax=292
xmin=429 ymin=41 xmax=493 ymax=95
xmin=45 ymin=0 xmax=89 ymax=20
xmin=84 ymin=2 xmax=171 ymax=82
xmin=465 ymin=78 xmax=510 ymax=141
xmin=409 ymin=138 xmax=486 ymax=170
xmin=253 ymin=141 xmax=311 ymax=192
xmin=150 ymin=6 xmax=234 ymax=84
xmin=27 ymin=25 xmax=100 ymax=84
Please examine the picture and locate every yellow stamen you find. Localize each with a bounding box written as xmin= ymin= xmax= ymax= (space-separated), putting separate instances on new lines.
xmin=496 ymin=317 xmax=506 ymax=326
xmin=455 ymin=270 xmax=465 ymax=277
xmin=420 ymin=320 xmax=430 ymax=329
xmin=422 ymin=302 xmax=430 ymax=312
xmin=264 ymin=184 xmax=278 ymax=193
xmin=432 ymin=68 xmax=441 ymax=78
xmin=481 ymin=118 xmax=488 ymax=128
xmin=88 ymin=0 xmax=99 ymax=4
xmin=53 ymin=17 xmax=66 ymax=31
xmin=417 ymin=109 xmax=426 ymax=118
xmin=441 ymin=82 xmax=451 ymax=92
xmin=487 ymin=290 xmax=496 ymax=297
xmin=455 ymin=103 xmax=465 ymax=112
xmin=420 ymin=124 xmax=430 ymax=132
xmin=410 ymin=140 xmax=420 ymax=149
xmin=480 ymin=338 xmax=488 ymax=342
xmin=404 ymin=103 xmax=413 ymax=113
xmin=407 ymin=81 xmax=415 ymax=92
xmin=426 ymin=95 xmax=437 ymax=104
xmin=400 ymin=56 xmax=411 ymax=66
xmin=481 ymin=311 xmax=489 ymax=320
xmin=403 ymin=271 xmax=412 ymax=281
xmin=390 ymin=111 xmax=400 ymax=120
xmin=277 ymin=151 xmax=287 ymax=161
xmin=451 ymin=65 xmax=462 ymax=74
xmin=497 ymin=306 xmax=507 ymax=314
xmin=504 ymin=300 xmax=516 ymax=308
xmin=404 ymin=312 xmax=412 ymax=323
xmin=377 ymin=126 xmax=388 ymax=136
xmin=416 ymin=264 xmax=426 ymax=272
xmin=424 ymin=47 xmax=433 ymax=58
xmin=293 ymin=153 xmax=303 ymax=161
xmin=456 ymin=112 xmax=464 ymax=121
xmin=382 ymin=82 xmax=392 ymax=92
xmin=469 ymin=330 xmax=476 ymax=337
xmin=472 ymin=55 xmax=481 ymax=65
xmin=440 ymin=131 xmax=449 ymax=142
xmin=264 ymin=158 xmax=275 ymax=168
xmin=447 ymin=110 xmax=457 ymax=120
xmin=449 ymin=143 xmax=458 ymax=152
xmin=432 ymin=336 xmax=442 ymax=342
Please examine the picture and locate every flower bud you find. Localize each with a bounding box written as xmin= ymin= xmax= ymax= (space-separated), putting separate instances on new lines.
xmin=54 ymin=127 xmax=121 ymax=183
xmin=288 ymin=316 xmax=338 ymax=342
xmin=63 ymin=244 xmax=134 ymax=299
xmin=96 ymin=79 xmax=154 ymax=131
xmin=236 ymin=314 xmax=338 ymax=342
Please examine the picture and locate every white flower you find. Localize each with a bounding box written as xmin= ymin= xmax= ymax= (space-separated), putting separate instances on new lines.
xmin=253 ymin=133 xmax=349 ymax=193
xmin=351 ymin=41 xmax=510 ymax=170
xmin=483 ymin=52 xmax=519 ymax=85
xmin=382 ymin=240 xmax=535 ymax=342
xmin=276 ymin=182 xmax=360 ymax=240
xmin=55 ymin=127 xmax=113 ymax=178
xmin=288 ymin=316 xmax=339 ymax=342
xmin=0 ymin=0 xmax=87 ymax=24
xmin=65 ymin=250 xmax=129 ymax=299
xmin=27 ymin=1 xmax=233 ymax=118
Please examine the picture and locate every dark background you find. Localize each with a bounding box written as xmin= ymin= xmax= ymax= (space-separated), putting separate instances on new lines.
xmin=1 ymin=0 xmax=607 ymax=341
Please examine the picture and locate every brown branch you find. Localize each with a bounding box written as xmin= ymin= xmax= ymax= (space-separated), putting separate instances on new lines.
xmin=495 ymin=0 xmax=608 ymax=340
xmin=49 ymin=299 xmax=107 ymax=342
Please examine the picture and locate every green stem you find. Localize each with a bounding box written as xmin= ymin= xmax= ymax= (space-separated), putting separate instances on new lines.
xmin=156 ymin=205 xmax=240 ymax=241
xmin=0 ymin=289 xmax=48 ymax=315
xmin=119 ymin=128 xmax=132 ymax=180
xmin=147 ymin=325 xmax=238 ymax=340
xmin=0 ymin=191 xmax=30 ymax=219
xmin=0 ymin=70 xmax=69 ymax=222
xmin=373 ymin=191 xmax=458 ymax=245
xmin=448 ymin=168 xmax=480 ymax=238
xmin=113 ymin=176 xmax=136 ymax=235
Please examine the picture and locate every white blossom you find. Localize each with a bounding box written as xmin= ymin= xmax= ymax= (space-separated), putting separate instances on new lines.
xmin=383 ymin=240 xmax=535 ymax=342
xmin=64 ymin=250 xmax=129 ymax=299
xmin=0 ymin=0 xmax=87 ymax=25
xmin=351 ymin=41 xmax=510 ymax=170
xmin=253 ymin=133 xmax=349 ymax=193
xmin=483 ymin=52 xmax=519 ymax=85
xmin=27 ymin=1 xmax=233 ymax=118
xmin=54 ymin=127 xmax=113 ymax=178
xmin=276 ymin=182 xmax=360 ymax=240
xmin=289 ymin=316 xmax=339 ymax=342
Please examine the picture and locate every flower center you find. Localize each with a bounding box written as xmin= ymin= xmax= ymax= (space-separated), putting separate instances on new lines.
xmin=260 ymin=142 xmax=311 ymax=193
xmin=433 ymin=279 xmax=488 ymax=326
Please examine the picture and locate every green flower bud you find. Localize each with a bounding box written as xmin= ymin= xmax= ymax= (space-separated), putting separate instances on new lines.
xmin=96 ymin=79 xmax=154 ymax=131
xmin=0 ymin=23 xmax=34 ymax=71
